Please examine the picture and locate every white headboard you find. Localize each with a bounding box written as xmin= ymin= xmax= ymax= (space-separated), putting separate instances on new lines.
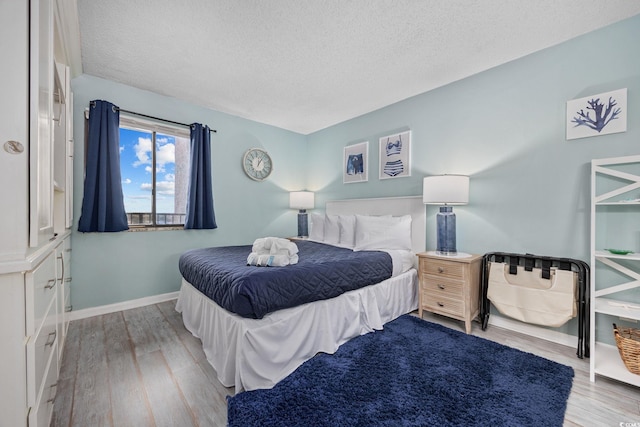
xmin=325 ymin=196 xmax=425 ymax=254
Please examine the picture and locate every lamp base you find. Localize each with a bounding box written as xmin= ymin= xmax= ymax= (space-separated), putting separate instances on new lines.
xmin=436 ymin=206 xmax=457 ymax=254
xmin=297 ymin=210 xmax=308 ymax=237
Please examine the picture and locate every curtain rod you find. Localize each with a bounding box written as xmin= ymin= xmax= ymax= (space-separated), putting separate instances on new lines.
xmin=89 ymin=101 xmax=217 ymax=133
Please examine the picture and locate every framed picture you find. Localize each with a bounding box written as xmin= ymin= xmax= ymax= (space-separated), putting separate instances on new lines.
xmin=566 ymin=88 xmax=627 ymax=140
xmin=379 ymin=130 xmax=411 ymax=179
xmin=343 ymin=141 xmax=368 ymax=184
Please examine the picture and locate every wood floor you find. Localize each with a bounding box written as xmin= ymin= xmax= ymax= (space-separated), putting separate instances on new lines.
xmin=51 ymin=300 xmax=640 ymax=426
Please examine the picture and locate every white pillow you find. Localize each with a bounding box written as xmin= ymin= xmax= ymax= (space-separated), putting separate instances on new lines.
xmin=354 ymin=214 xmax=412 ymax=251
xmin=309 ymin=213 xmax=326 ymax=241
xmin=324 ymin=215 xmax=341 ymax=245
xmin=338 ymin=215 xmax=356 ymax=248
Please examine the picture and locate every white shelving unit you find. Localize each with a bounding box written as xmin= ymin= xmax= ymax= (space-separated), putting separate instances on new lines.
xmin=590 ymin=155 xmax=640 ymax=386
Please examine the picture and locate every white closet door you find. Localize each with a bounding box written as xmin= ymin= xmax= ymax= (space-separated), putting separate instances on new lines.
xmin=29 ymin=0 xmax=55 ymax=248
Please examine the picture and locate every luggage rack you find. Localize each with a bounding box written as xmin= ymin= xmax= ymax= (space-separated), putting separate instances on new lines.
xmin=480 ymin=252 xmax=590 ymax=359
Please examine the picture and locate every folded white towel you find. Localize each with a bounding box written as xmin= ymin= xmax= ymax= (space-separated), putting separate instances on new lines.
xmin=247 ymin=252 xmax=299 ymax=267
xmin=252 ymin=237 xmax=299 ymax=256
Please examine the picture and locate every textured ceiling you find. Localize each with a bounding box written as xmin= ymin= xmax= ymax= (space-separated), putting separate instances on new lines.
xmin=76 ymin=1 xmax=640 ymax=134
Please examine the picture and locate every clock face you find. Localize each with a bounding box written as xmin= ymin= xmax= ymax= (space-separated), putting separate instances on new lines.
xmin=243 ymin=148 xmax=273 ymax=181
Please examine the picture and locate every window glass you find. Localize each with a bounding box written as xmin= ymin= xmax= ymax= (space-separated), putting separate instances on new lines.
xmin=119 ymin=125 xmax=190 ymax=227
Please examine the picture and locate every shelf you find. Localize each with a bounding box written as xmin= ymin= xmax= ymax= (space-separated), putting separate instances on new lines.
xmin=591 ymin=155 xmax=640 ymax=387
xmin=595 ymin=250 xmax=640 ymax=261
xmin=594 ymin=297 xmax=640 ymax=320
xmin=593 ymin=342 xmax=640 ymax=387
xmin=595 ymin=201 xmax=640 ymax=206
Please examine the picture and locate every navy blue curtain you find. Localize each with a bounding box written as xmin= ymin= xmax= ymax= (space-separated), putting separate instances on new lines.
xmin=185 ymin=123 xmax=217 ymax=229
xmin=78 ymin=100 xmax=129 ymax=232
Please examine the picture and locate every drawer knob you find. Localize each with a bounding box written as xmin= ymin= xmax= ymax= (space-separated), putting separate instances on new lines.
xmin=437 ymin=284 xmax=445 ymax=290
xmin=438 ymin=267 xmax=445 ymax=273
xmin=437 ymin=302 xmax=444 ymax=307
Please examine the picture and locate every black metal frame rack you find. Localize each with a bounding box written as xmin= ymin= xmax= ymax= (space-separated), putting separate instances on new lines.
xmin=480 ymin=252 xmax=590 ymax=359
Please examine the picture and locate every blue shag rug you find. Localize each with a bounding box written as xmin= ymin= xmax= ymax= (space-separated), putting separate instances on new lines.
xmin=227 ymin=315 xmax=574 ymax=427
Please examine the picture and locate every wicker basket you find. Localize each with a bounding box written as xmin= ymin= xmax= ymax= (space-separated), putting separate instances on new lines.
xmin=613 ymin=323 xmax=640 ymax=375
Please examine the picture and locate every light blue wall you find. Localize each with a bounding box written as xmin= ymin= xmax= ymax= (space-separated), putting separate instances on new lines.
xmin=308 ymin=15 xmax=640 ymax=262
xmin=306 ymin=15 xmax=640 ymax=336
xmin=71 ymin=15 xmax=640 ymax=319
xmin=70 ymin=75 xmax=308 ymax=310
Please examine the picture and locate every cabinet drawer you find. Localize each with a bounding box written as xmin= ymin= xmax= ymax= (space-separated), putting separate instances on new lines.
xmin=28 ymin=297 xmax=57 ymax=404
xmin=422 ymin=295 xmax=464 ymax=317
xmin=421 ymin=259 xmax=465 ymax=279
xmin=29 ymin=348 xmax=58 ymax=427
xmin=422 ymin=275 xmax=464 ymax=298
xmin=27 ymin=252 xmax=57 ymax=335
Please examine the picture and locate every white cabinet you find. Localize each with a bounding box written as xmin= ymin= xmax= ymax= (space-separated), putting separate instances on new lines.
xmin=0 ymin=0 xmax=74 ymax=425
xmin=0 ymin=235 xmax=71 ymax=427
xmin=25 ymin=250 xmax=59 ymax=427
xmin=590 ymin=154 xmax=640 ymax=386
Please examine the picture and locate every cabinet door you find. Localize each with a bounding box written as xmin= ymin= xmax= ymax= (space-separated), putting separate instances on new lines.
xmin=29 ymin=0 xmax=55 ymax=248
xmin=66 ymin=93 xmax=74 ymax=229
xmin=0 ymin=1 xmax=29 ymax=261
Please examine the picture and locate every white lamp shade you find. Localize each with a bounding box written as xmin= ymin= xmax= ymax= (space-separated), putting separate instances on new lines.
xmin=423 ymin=175 xmax=469 ymax=205
xmin=289 ymin=191 xmax=315 ymax=210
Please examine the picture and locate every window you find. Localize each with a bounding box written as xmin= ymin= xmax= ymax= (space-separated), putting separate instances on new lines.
xmin=118 ymin=116 xmax=190 ymax=227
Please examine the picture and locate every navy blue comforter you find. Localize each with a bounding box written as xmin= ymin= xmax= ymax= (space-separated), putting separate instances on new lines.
xmin=179 ymin=240 xmax=392 ymax=319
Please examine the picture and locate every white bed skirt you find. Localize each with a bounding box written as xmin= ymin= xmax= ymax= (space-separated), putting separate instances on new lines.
xmin=175 ymin=269 xmax=418 ymax=393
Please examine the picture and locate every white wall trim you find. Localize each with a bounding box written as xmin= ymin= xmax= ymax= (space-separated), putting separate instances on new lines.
xmin=66 ymin=292 xmax=179 ymax=321
xmin=487 ymin=314 xmax=576 ymax=348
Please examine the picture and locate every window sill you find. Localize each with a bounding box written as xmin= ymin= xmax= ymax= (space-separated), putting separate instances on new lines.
xmin=127 ymin=226 xmax=184 ymax=232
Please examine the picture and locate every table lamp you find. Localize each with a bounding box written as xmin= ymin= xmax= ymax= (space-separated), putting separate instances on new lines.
xmin=289 ymin=191 xmax=315 ymax=237
xmin=422 ymin=175 xmax=469 ymax=255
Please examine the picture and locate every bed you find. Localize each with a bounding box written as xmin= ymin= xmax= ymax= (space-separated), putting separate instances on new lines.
xmin=175 ymin=196 xmax=425 ymax=392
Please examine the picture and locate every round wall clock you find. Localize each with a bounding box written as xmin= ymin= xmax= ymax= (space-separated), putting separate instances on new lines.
xmin=242 ymin=148 xmax=273 ymax=181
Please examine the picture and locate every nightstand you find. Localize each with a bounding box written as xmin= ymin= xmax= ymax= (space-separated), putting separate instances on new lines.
xmin=417 ymin=252 xmax=482 ymax=334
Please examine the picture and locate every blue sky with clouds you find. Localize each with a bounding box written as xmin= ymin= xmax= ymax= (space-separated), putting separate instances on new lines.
xmin=119 ymin=127 xmax=176 ymax=214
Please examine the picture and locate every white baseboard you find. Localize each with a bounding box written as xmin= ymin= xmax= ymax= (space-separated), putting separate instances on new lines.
xmin=487 ymin=314 xmax=576 ymax=348
xmin=66 ymin=291 xmax=180 ymax=322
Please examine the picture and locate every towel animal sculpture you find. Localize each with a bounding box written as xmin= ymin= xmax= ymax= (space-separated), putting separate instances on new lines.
xmin=247 ymin=237 xmax=299 ymax=267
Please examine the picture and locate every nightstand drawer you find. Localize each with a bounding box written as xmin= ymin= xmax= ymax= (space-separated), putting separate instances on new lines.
xmin=421 ymin=259 xmax=465 ymax=279
xmin=422 ymin=295 xmax=464 ymax=317
xmin=422 ymin=276 xmax=464 ymax=298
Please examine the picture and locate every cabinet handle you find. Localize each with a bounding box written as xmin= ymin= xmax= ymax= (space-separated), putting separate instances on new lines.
xmin=437 ymin=302 xmax=444 ymax=307
xmin=437 ymin=284 xmax=445 ymax=290
xmin=57 ymin=253 xmax=65 ymax=282
xmin=47 ymin=382 xmax=58 ymax=403
xmin=45 ymin=331 xmax=57 ymax=347
xmin=44 ymin=279 xmax=56 ymax=290
xmin=438 ymin=267 xmax=445 ymax=273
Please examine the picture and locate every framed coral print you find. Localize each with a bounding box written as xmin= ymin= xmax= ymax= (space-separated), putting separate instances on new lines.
xmin=343 ymin=141 xmax=368 ymax=184
xmin=379 ymin=130 xmax=411 ymax=179
xmin=566 ymin=88 xmax=627 ymax=140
